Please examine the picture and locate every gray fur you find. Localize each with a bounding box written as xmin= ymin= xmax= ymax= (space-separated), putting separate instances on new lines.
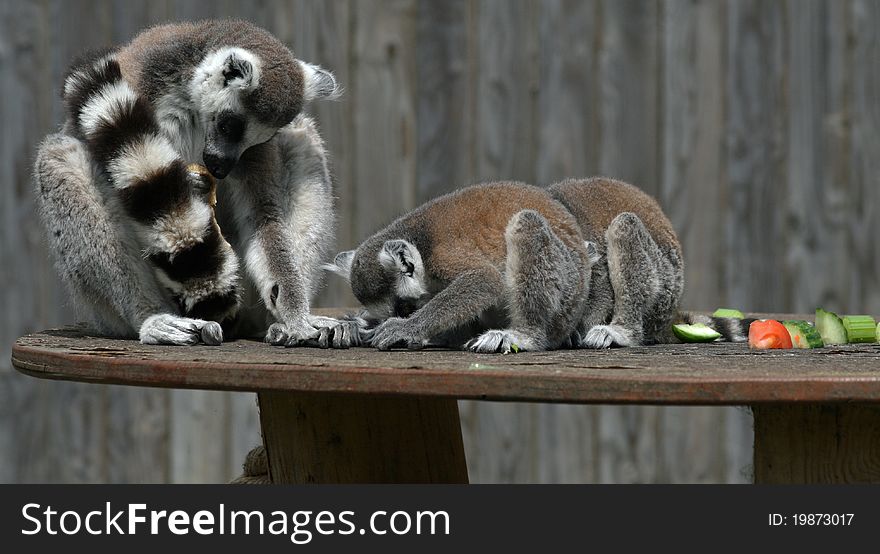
xmin=35 ymin=21 xmax=346 ymax=346
xmin=580 ymin=212 xmax=684 ymax=348
xmin=467 ymin=210 xmax=591 ymax=353
xmin=328 ymin=182 xmax=686 ymax=352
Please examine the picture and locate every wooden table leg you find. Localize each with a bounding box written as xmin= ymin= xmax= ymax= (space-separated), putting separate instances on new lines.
xmin=752 ymin=403 xmax=880 ymax=483
xmin=257 ymin=392 xmax=469 ymax=483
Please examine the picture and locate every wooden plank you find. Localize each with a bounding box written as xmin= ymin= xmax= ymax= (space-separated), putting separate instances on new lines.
xmin=821 ymin=0 xmax=857 ymax=313
xmin=595 ymin=0 xmax=663 ymax=484
xmin=724 ymin=406 xmax=754 ymax=483
xmin=851 ymin=0 xmax=880 ymax=312
xmin=169 ymin=390 xmax=231 ymax=483
xmin=753 ymin=403 xmax=880 ymax=483
xmin=258 ymin=391 xmax=468 ymax=483
xmin=351 ymin=0 xmax=419 ymax=239
xmin=416 ymin=0 xmax=477 ymax=198
xmin=535 ymin=0 xmax=599 ymax=183
xmin=104 ymin=385 xmax=169 ymax=483
xmin=725 ymin=0 xmax=787 ymax=312
xmin=597 ymin=0 xmax=660 ymax=196
xmin=227 ymin=392 xmax=262 ymax=480
xmin=658 ymin=0 xmax=732 ymax=484
xmin=14 ymin=320 xmax=880 ymax=405
xmin=474 ymin=0 xmax=538 ymax=183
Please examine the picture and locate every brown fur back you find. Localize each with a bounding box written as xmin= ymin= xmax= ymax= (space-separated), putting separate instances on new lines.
xmin=549 ymin=177 xmax=680 ymax=252
xmin=406 ymin=182 xmax=584 ymax=280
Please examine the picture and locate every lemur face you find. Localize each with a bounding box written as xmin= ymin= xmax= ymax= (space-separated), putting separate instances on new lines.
xmin=189 ymin=47 xmax=278 ymax=179
xmin=326 ymin=240 xmax=432 ymax=320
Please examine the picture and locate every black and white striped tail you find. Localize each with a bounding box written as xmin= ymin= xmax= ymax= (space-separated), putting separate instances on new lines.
xmin=676 ymin=312 xmax=757 ymax=343
xmin=62 ymin=53 xmax=240 ymax=323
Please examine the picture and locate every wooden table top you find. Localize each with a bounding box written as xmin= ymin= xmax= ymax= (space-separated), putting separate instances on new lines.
xmin=12 ymin=315 xmax=880 ymax=405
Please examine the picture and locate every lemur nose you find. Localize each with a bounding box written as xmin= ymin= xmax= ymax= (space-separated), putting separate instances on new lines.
xmin=203 ymin=152 xmax=235 ymax=180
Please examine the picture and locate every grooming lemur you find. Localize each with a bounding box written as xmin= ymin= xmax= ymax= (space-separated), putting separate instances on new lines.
xmin=326 ymin=178 xmax=745 ymax=352
xmin=35 ymin=20 xmax=354 ymax=346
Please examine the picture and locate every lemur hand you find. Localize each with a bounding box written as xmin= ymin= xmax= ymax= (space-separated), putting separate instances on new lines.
xmin=364 ymin=317 xmax=427 ymax=351
xmin=306 ymin=315 xmax=362 ymax=349
xmin=265 ymin=320 xmax=320 ymax=347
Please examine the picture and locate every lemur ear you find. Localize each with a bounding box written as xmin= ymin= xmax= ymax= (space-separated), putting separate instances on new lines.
xmin=222 ymin=52 xmax=254 ymax=89
xmin=299 ymin=61 xmax=340 ymax=102
xmin=379 ymin=240 xmax=417 ymax=277
xmin=322 ymin=250 xmax=355 ymax=280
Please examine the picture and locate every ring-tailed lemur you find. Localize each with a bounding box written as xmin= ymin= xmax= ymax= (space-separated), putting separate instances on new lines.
xmin=325 ymin=178 xmax=747 ymax=352
xmin=35 ymin=20 xmax=353 ymax=346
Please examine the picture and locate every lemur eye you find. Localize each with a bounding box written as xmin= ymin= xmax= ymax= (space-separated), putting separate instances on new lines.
xmin=216 ymin=113 xmax=245 ymax=142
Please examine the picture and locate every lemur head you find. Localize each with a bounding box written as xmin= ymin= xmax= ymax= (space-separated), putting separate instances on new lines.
xmin=326 ymin=239 xmax=432 ymax=319
xmin=188 ymin=27 xmax=339 ymax=179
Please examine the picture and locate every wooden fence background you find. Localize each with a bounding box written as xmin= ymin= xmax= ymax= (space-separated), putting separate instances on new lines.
xmin=1 ymin=0 xmax=877 ymax=483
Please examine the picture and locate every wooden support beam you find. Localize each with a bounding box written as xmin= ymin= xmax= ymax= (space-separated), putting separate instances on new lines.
xmin=752 ymin=404 xmax=880 ymax=483
xmin=258 ymin=391 xmax=469 ymax=484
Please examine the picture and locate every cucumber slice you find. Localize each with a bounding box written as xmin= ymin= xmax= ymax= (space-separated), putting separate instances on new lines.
xmin=815 ymin=308 xmax=847 ymax=345
xmin=843 ymin=315 xmax=876 ymax=344
xmin=782 ymin=320 xmax=824 ymax=349
xmin=672 ymin=323 xmax=721 ymax=343
xmin=712 ymin=308 xmax=745 ymax=319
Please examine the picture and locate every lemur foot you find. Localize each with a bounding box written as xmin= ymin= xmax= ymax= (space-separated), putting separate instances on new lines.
xmin=139 ymin=314 xmax=223 ymax=346
xmin=308 ymin=316 xmax=362 ymax=349
xmin=266 ymin=317 xmax=362 ymax=349
xmin=466 ymin=329 xmax=534 ymax=354
xmin=265 ymin=321 xmax=319 ymax=347
xmin=581 ymin=324 xmax=636 ymax=349
xmin=364 ymin=317 xmax=427 ymax=351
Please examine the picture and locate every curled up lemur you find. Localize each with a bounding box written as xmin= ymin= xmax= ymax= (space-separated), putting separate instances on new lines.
xmin=34 ymin=19 xmax=356 ymax=346
xmin=326 ymin=178 xmax=745 ymax=352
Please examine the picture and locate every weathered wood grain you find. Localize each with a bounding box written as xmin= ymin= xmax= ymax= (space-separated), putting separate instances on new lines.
xmin=659 ymin=0 xmax=738 ymax=484
xmin=725 ymin=0 xmax=787 ymax=312
xmin=14 ymin=320 xmax=880 ymax=405
xmin=351 ymin=0 xmax=419 ymax=238
xmin=753 ymin=404 xmax=880 ymax=483
xmin=3 ymin=0 xmax=876 ymax=484
xmin=595 ymin=0 xmax=664 ymax=484
xmin=416 ymin=0 xmax=477 ymax=198
xmin=851 ymin=0 xmax=880 ymax=313
xmin=258 ymin=391 xmax=468 ymax=483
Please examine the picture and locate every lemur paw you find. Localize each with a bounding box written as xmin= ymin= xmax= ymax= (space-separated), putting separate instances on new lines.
xmin=364 ymin=317 xmax=426 ymax=351
xmin=265 ymin=321 xmax=320 ymax=347
xmin=308 ymin=316 xmax=363 ymax=349
xmin=581 ymin=325 xmax=636 ymax=349
xmin=466 ymin=330 xmax=530 ymax=354
xmin=139 ymin=314 xmax=223 ymax=346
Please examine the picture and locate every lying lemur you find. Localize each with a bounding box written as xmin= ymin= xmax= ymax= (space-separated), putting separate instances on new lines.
xmin=326 ymin=178 xmax=741 ymax=352
xmin=35 ymin=20 xmax=356 ymax=347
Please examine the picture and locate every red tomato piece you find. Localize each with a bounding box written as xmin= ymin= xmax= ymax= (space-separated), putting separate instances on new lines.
xmin=748 ymin=319 xmax=793 ymax=349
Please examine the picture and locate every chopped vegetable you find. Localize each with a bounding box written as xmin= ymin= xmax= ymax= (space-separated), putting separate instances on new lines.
xmin=748 ymin=320 xmax=793 ymax=349
xmin=843 ymin=315 xmax=876 ymax=343
xmin=672 ymin=323 xmax=721 ymax=343
xmin=782 ymin=320 xmax=824 ymax=349
xmin=815 ymin=308 xmax=847 ymax=345
xmin=712 ymin=308 xmax=745 ymax=319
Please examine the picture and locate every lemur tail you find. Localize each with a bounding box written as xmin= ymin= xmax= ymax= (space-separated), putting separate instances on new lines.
xmin=62 ymin=51 xmax=240 ymax=323
xmin=672 ymin=312 xmax=755 ymax=343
